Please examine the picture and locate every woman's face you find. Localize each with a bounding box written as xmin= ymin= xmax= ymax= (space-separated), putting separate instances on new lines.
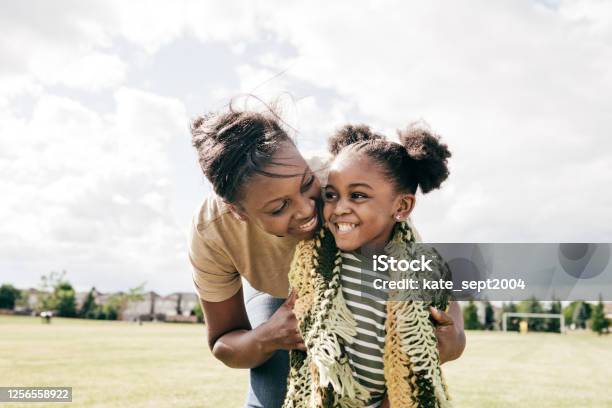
xmin=234 ymin=141 xmax=322 ymax=240
xmin=323 ymin=151 xmax=410 ymax=256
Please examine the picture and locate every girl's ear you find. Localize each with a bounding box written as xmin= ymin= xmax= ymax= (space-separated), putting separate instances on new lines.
xmin=394 ymin=193 xmax=416 ymax=221
xmin=226 ymin=202 xmax=248 ymax=222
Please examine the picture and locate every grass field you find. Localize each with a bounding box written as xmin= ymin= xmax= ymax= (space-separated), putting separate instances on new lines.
xmin=1 ymin=316 xmax=611 ymax=407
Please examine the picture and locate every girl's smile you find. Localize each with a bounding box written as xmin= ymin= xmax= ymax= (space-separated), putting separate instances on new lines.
xmin=334 ymin=222 xmax=358 ymax=234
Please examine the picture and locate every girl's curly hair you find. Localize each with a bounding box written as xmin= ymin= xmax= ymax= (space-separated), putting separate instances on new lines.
xmin=327 ymin=123 xmax=451 ymax=194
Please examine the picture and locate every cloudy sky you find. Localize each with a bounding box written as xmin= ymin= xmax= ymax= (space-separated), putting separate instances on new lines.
xmin=1 ymin=0 xmax=611 ymax=294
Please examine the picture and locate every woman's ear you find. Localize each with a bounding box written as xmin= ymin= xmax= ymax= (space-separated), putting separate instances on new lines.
xmin=226 ymin=203 xmax=248 ymax=222
xmin=394 ymin=193 xmax=416 ymax=221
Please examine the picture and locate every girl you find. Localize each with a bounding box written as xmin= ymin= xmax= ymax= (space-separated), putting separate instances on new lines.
xmin=284 ymin=124 xmax=454 ymax=408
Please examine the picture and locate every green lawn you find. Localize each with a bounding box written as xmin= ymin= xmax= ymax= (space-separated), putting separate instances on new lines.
xmin=1 ymin=316 xmax=611 ymax=407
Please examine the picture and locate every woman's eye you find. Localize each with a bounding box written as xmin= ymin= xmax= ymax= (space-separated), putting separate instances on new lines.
xmin=271 ymin=201 xmax=288 ymax=215
xmin=301 ymin=175 xmax=315 ymax=192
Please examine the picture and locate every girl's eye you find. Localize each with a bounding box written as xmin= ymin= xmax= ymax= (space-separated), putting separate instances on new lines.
xmin=323 ymin=191 xmax=337 ymax=202
xmin=271 ymin=200 xmax=289 ymax=215
xmin=301 ymin=175 xmax=315 ymax=193
xmin=351 ymin=192 xmax=368 ymax=200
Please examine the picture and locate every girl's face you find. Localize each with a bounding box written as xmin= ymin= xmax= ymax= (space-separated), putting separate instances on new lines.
xmin=323 ymin=151 xmax=414 ymax=256
xmin=231 ymin=141 xmax=322 ymax=240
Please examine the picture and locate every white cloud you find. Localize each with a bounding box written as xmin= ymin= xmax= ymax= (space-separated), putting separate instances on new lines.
xmin=0 ymin=1 xmax=118 ymax=96
xmin=240 ymin=0 xmax=612 ymax=242
xmin=0 ymin=88 xmax=189 ymax=291
xmin=32 ymin=52 xmax=127 ymax=91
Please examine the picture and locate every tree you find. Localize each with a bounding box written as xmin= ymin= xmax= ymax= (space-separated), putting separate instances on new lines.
xmin=484 ymin=301 xmax=495 ymax=330
xmin=14 ymin=290 xmax=29 ymax=311
xmin=564 ymin=301 xmax=578 ymax=327
xmin=546 ymin=300 xmax=562 ymax=333
xmin=501 ymin=302 xmax=519 ymax=331
xmin=176 ymin=293 xmax=183 ymax=315
xmin=591 ymin=295 xmax=610 ymax=335
xmin=518 ymin=297 xmax=545 ymax=332
xmin=192 ymin=301 xmax=204 ymax=323
xmin=103 ymin=283 xmax=146 ymax=320
xmin=0 ymin=284 xmax=21 ymax=309
xmin=36 ymin=271 xmax=76 ymax=317
xmin=37 ymin=270 xmax=66 ymax=311
xmin=79 ymin=287 xmax=98 ymax=319
xmin=572 ymin=301 xmax=592 ymax=329
xmin=463 ymin=301 xmax=482 ymax=330
xmin=54 ymin=282 xmax=77 ymax=317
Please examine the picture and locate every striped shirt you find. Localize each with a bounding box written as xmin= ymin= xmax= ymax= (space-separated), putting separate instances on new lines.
xmin=340 ymin=252 xmax=388 ymax=408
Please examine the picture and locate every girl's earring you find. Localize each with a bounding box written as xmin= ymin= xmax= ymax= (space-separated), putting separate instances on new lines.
xmin=395 ymin=214 xmax=403 ymax=222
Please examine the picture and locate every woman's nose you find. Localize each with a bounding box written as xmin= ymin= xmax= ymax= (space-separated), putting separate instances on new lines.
xmin=295 ymin=196 xmax=315 ymax=219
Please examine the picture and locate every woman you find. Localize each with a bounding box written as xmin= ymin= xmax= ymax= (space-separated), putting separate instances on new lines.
xmin=188 ymin=107 xmax=465 ymax=407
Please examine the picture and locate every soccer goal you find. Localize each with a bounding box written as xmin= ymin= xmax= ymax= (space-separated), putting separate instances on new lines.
xmin=502 ymin=312 xmax=565 ymax=333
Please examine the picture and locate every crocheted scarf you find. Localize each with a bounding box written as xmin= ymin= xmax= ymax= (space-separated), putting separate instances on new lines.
xmin=283 ymin=221 xmax=452 ymax=408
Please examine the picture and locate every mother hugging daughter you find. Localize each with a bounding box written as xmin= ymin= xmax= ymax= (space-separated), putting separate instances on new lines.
xmin=188 ymin=103 xmax=465 ymax=408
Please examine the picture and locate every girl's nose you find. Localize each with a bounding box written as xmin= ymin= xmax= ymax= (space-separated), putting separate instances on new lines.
xmin=333 ymin=198 xmax=351 ymax=215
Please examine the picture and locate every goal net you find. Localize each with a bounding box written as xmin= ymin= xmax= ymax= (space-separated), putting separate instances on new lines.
xmin=502 ymin=312 xmax=565 ymax=333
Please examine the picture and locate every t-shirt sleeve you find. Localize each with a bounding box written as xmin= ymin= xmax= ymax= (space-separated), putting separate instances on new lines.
xmin=188 ymin=213 xmax=242 ymax=303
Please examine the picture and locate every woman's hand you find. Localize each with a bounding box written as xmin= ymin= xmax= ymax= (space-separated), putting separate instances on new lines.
xmin=203 ymin=288 xmax=304 ymax=369
xmin=258 ymin=290 xmax=306 ymax=353
xmin=430 ymin=302 xmax=466 ymax=364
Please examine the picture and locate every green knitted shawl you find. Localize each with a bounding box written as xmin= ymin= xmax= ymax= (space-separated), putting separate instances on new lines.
xmin=283 ymin=221 xmax=452 ymax=408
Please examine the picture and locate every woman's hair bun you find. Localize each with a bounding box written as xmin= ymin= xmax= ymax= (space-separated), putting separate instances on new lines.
xmin=398 ymin=124 xmax=451 ymax=193
xmin=190 ymin=109 xmax=290 ymax=203
xmin=327 ymin=124 xmax=385 ymax=156
xmin=190 ymin=113 xmax=218 ymax=149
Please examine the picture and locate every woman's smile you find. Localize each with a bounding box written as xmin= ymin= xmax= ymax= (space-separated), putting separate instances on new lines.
xmin=295 ymin=214 xmax=318 ymax=232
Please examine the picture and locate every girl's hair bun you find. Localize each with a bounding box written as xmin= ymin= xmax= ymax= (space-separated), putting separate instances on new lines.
xmin=327 ymin=124 xmax=385 ymax=156
xmin=398 ymin=124 xmax=451 ymax=193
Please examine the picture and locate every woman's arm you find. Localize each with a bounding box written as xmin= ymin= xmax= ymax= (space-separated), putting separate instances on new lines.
xmin=202 ymin=288 xmax=305 ymax=369
xmin=430 ymin=301 xmax=466 ymax=364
